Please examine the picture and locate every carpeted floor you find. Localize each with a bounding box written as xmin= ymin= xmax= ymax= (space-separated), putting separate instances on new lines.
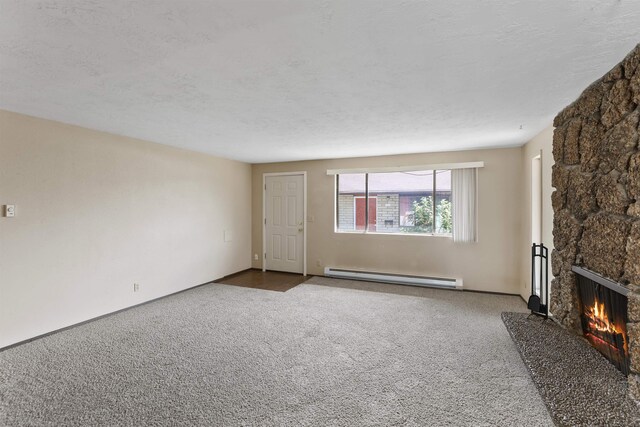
xmin=502 ymin=312 xmax=640 ymax=426
xmin=0 ymin=277 xmax=553 ymax=426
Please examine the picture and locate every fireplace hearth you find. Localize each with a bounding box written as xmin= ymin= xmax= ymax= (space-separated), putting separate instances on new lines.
xmin=573 ymin=266 xmax=630 ymax=375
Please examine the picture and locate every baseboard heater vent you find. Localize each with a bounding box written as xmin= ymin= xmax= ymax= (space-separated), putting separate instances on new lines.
xmin=324 ymin=267 xmax=463 ymax=290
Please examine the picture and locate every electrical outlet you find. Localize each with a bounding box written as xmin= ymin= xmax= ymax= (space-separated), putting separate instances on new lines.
xmin=133 ymin=283 xmax=139 ymax=292
xmin=316 ymin=259 xmax=322 ymax=267
xmin=253 ymin=253 xmax=259 ymax=261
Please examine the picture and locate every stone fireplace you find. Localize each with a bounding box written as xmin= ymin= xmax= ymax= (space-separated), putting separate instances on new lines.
xmin=551 ymin=43 xmax=640 ymax=400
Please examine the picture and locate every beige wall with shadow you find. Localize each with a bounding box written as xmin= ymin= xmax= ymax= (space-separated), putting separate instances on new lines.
xmin=252 ymin=147 xmax=526 ymax=294
xmin=520 ymin=125 xmax=555 ymax=300
xmin=0 ymin=110 xmax=252 ymax=348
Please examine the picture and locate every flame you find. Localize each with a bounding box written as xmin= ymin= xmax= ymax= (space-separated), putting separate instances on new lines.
xmin=581 ymin=296 xmax=629 ymax=373
xmin=587 ymin=300 xmax=619 ymax=334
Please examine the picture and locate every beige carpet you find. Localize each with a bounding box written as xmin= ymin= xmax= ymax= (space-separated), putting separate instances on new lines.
xmin=0 ymin=277 xmax=553 ymax=426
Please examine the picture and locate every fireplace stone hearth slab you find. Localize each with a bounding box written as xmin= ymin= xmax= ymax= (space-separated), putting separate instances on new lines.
xmin=502 ymin=312 xmax=640 ymax=426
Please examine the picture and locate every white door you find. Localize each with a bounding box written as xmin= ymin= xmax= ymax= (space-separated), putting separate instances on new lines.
xmin=265 ymin=174 xmax=304 ymax=274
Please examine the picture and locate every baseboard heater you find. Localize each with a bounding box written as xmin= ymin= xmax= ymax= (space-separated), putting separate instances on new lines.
xmin=324 ymin=267 xmax=463 ymax=290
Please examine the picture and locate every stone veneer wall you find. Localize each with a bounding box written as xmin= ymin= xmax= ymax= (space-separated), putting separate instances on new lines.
xmin=551 ymin=44 xmax=640 ymax=399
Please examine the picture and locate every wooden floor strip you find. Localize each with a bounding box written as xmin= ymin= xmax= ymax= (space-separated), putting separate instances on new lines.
xmin=215 ymin=269 xmax=308 ymax=292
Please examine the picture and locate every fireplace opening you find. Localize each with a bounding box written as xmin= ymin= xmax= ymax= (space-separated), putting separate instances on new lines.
xmin=572 ymin=266 xmax=630 ymax=375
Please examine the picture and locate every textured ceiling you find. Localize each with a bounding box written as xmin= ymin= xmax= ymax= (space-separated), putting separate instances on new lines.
xmin=1 ymin=1 xmax=639 ymax=163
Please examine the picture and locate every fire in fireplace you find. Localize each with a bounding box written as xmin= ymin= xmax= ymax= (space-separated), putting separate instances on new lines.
xmin=572 ymin=266 xmax=630 ymax=375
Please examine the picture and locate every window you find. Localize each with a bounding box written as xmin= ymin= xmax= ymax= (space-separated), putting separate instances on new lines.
xmin=336 ymin=169 xmax=452 ymax=235
xmin=336 ymin=173 xmax=365 ymax=232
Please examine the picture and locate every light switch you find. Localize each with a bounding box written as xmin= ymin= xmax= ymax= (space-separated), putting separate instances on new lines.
xmin=5 ymin=205 xmax=15 ymax=217
xmin=224 ymin=229 xmax=232 ymax=242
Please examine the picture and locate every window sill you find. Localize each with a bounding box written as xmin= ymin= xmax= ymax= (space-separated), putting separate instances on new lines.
xmin=334 ymin=230 xmax=452 ymax=238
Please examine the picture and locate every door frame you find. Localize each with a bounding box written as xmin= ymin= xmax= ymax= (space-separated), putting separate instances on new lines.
xmin=262 ymin=171 xmax=307 ymax=276
xmin=531 ymin=153 xmax=543 ymax=301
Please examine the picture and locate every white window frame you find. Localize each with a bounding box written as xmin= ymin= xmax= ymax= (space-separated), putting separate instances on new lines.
xmin=334 ymin=170 xmax=456 ymax=237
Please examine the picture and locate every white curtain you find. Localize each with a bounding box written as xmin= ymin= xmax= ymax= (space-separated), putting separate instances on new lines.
xmin=452 ymin=168 xmax=477 ymax=243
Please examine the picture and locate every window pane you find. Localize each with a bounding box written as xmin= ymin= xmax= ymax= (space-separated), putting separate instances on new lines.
xmin=369 ymin=171 xmax=433 ymax=234
xmin=337 ymin=173 xmax=365 ymax=231
xmin=435 ymin=170 xmax=452 ymax=234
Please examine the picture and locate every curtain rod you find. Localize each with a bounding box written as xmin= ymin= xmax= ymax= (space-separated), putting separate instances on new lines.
xmin=326 ymin=161 xmax=484 ymax=175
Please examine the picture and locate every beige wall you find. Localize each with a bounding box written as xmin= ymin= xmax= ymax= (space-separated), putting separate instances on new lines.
xmin=0 ymin=110 xmax=251 ymax=348
xmin=252 ymin=147 xmax=524 ymax=294
xmin=520 ymin=125 xmax=555 ymax=300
